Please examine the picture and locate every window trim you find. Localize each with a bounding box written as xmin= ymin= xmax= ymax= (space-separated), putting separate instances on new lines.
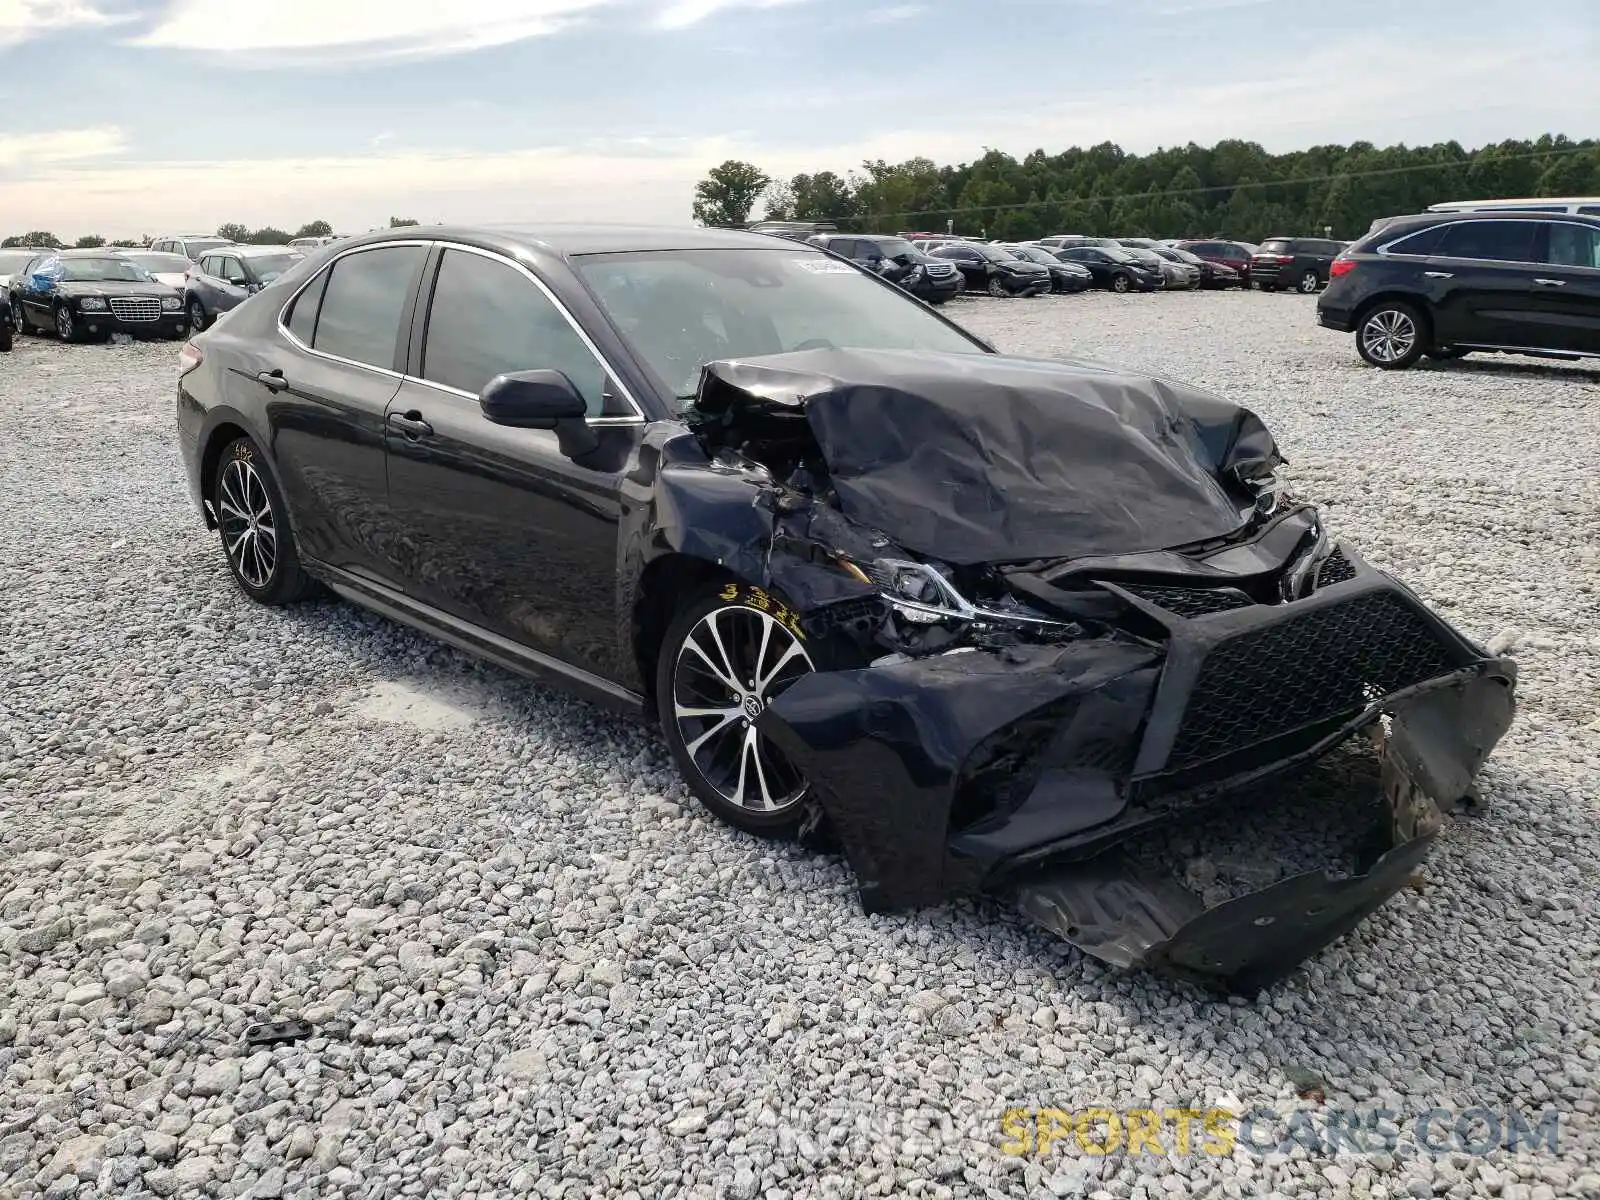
xmin=276 ymin=239 xmax=434 ymax=380
xmin=408 ymin=241 xmax=645 ymax=425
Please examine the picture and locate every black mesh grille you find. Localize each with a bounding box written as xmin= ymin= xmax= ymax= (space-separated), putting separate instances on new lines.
xmin=1317 ymin=548 xmax=1357 ymax=587
xmin=1122 ymin=584 xmax=1252 ymax=617
xmin=1165 ymin=591 xmax=1459 ymax=771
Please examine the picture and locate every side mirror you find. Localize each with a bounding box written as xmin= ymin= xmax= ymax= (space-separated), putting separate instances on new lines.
xmin=480 ymin=369 xmax=598 ymax=458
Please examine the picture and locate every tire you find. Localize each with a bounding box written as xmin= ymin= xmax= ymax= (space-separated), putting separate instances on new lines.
xmin=0 ymin=317 xmax=10 ymax=353
xmin=1111 ymin=273 xmax=1132 ymax=294
xmin=986 ymin=275 xmax=1009 ymax=299
xmin=657 ymin=582 xmax=835 ymax=838
xmin=213 ymin=436 xmax=320 ymax=605
xmin=1297 ymin=270 xmax=1321 ymax=294
xmin=54 ymin=303 xmax=79 ymax=343
xmin=10 ymin=298 xmax=24 ymax=335
xmin=1425 ymin=347 xmax=1469 ymax=361
xmin=1356 ymin=301 xmax=1428 ymax=370
xmin=187 ymin=298 xmax=208 ymax=333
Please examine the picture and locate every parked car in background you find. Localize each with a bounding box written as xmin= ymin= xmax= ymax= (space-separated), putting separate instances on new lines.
xmin=0 ymin=290 xmax=11 ymax=351
xmin=115 ymin=250 xmax=194 ymax=290
xmin=999 ymin=244 xmax=1093 ymax=292
xmin=1251 ymin=237 xmax=1345 ymax=293
xmin=1121 ymin=246 xmax=1197 ymax=289
xmin=1153 ymin=245 xmax=1240 ymax=289
xmin=1115 ymin=238 xmax=1164 ymax=250
xmin=185 ymin=245 xmax=304 ymax=331
xmin=150 ymin=234 xmax=235 ymax=262
xmin=1052 ymin=245 xmax=1161 ymax=292
xmin=748 ymin=220 xmax=839 ymax=243
xmin=1175 ymin=240 xmax=1255 ymax=287
xmin=808 ymin=233 xmax=963 ymax=305
xmin=9 ymin=250 xmax=186 ymax=342
xmin=925 ymin=242 xmax=1051 ymax=297
xmin=1427 ymin=197 xmax=1600 ymax=217
xmin=1318 ymin=210 xmax=1600 ymax=369
xmin=0 ymin=247 xmax=38 ymax=292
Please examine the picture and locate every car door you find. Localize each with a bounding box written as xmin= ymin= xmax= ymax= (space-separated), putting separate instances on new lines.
xmin=1426 ymin=220 xmax=1544 ymax=347
xmin=1528 ymin=221 xmax=1600 ymax=353
xmin=256 ymin=242 xmax=428 ymax=577
xmin=209 ymin=254 xmax=250 ymax=313
xmin=16 ymin=254 xmax=48 ymax=322
xmin=382 ymin=244 xmax=639 ymax=682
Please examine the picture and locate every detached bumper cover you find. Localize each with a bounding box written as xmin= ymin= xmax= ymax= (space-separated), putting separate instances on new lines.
xmin=759 ymin=560 xmax=1515 ymax=992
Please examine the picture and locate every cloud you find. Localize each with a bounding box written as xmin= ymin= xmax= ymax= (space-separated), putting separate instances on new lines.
xmin=132 ymin=0 xmax=614 ymax=62
xmin=653 ymin=0 xmax=807 ymax=31
xmin=0 ymin=0 xmax=130 ymax=47
xmin=0 ymin=126 xmax=127 ymax=168
xmin=858 ymin=4 xmax=924 ymax=24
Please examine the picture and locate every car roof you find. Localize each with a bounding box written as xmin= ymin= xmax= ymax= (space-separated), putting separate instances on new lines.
xmin=333 ymin=223 xmax=803 ymax=257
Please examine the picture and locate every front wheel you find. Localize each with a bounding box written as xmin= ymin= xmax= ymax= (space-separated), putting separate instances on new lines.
xmin=55 ymin=303 xmax=79 ymax=343
xmin=213 ymin=436 xmax=320 ymax=605
xmin=657 ymin=583 xmax=823 ymax=837
xmin=1298 ymin=270 xmax=1321 ymax=294
xmin=986 ymin=275 xmax=1009 ymax=298
xmin=10 ymin=298 xmax=24 ymax=335
xmin=1110 ymin=273 xmax=1132 ymax=294
xmin=1356 ymin=301 xmax=1428 ymax=369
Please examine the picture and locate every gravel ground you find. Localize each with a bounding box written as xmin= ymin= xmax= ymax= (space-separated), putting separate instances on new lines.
xmin=2 ymin=292 xmax=1598 ymax=1200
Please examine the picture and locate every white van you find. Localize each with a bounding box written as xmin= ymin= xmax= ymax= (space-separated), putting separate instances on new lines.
xmin=1425 ymin=196 xmax=1600 ymax=216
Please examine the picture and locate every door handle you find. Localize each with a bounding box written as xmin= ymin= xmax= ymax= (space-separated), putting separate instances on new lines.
xmin=1423 ymin=271 xmax=1454 ymax=279
xmin=255 ymin=369 xmax=288 ymax=392
xmin=387 ymin=411 xmax=433 ymax=439
xmin=1532 ymin=278 xmax=1566 ymax=287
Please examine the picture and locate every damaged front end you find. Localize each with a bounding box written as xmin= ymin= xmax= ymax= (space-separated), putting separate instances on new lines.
xmin=658 ymin=348 xmax=1516 ymax=993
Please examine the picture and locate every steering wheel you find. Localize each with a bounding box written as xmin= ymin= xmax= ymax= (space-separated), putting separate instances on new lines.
xmin=793 ymin=338 xmax=837 ymax=352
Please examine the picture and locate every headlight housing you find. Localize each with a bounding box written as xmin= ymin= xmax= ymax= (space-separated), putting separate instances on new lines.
xmin=849 ymin=557 xmax=1078 ymax=636
xmin=161 ymin=296 xmax=182 ymax=311
xmin=77 ymin=297 xmax=107 ymax=311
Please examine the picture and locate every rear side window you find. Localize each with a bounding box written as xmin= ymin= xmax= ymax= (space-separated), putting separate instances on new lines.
xmin=1436 ymin=221 xmax=1539 ymax=263
xmin=421 ymin=249 xmax=609 ymax=414
xmin=1547 ymin=223 xmax=1600 ymax=269
xmin=284 ymin=269 xmax=329 ymax=344
xmin=1383 ymin=226 xmax=1446 ymax=256
xmin=1581 ymin=206 xmax=1600 ymax=216
xmin=311 ymin=246 xmax=426 ymax=369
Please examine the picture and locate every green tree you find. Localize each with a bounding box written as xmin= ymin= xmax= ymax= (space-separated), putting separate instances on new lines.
xmin=389 ymin=216 xmax=420 ymax=228
xmin=788 ymin=171 xmax=857 ymax=222
xmin=294 ymin=219 xmax=334 ymax=238
xmin=110 ymin=239 xmax=143 ymax=248
xmin=692 ymin=160 xmax=771 ymax=227
xmin=246 ymin=227 xmax=292 ymax=244
xmin=217 ymin=223 xmax=249 ymax=242
xmin=4 ymin=231 xmax=64 ymax=248
xmin=74 ymin=234 xmax=107 ymax=248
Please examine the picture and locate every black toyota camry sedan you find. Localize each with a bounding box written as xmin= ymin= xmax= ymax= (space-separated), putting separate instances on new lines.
xmin=177 ymin=225 xmax=1514 ymax=991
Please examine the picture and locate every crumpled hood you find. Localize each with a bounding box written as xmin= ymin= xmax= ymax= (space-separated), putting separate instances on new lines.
xmin=693 ymin=348 xmax=1282 ymax=566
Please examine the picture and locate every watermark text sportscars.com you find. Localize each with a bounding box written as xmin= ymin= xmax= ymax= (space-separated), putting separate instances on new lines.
xmin=1000 ymin=1107 xmax=1562 ymax=1158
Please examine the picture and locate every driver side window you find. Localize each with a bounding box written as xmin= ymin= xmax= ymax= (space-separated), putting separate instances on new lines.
xmin=420 ymin=248 xmax=611 ymax=415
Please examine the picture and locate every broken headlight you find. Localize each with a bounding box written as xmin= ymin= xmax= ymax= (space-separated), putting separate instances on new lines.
xmin=852 ymin=558 xmax=1078 ymax=635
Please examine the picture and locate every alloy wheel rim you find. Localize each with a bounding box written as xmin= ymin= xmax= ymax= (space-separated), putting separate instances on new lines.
xmin=1113 ymin=275 xmax=1129 ymax=292
xmin=1361 ymin=310 xmax=1416 ymax=363
xmin=56 ymin=308 xmax=71 ymax=338
xmin=218 ymin=458 xmax=278 ymax=589
xmin=189 ymin=301 xmax=204 ymax=328
xmin=1300 ymin=272 xmax=1319 ymax=293
xmin=12 ymin=302 xmax=22 ymax=333
xmin=672 ymin=605 xmax=814 ymax=813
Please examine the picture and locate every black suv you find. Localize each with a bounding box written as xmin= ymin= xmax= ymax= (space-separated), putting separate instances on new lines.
xmin=808 ymin=233 xmax=962 ymax=305
xmin=1251 ymin=237 xmax=1345 ymax=293
xmin=1317 ymin=211 xmax=1600 ymax=369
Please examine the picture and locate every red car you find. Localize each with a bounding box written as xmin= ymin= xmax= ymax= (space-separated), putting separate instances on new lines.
xmin=1175 ymin=239 xmax=1255 ymax=287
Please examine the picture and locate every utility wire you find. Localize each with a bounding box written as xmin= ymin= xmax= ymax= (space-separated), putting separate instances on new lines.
xmin=844 ymin=143 xmax=1599 ymax=223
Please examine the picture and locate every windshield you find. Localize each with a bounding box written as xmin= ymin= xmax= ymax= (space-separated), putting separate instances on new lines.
xmin=1166 ymin=248 xmax=1203 ymax=265
xmin=575 ymin=249 xmax=987 ymax=401
xmin=1102 ymin=247 xmax=1139 ymax=263
xmin=1008 ymin=247 xmax=1051 ymax=265
xmin=977 ymin=245 xmax=1017 ymax=263
xmin=60 ymin=258 xmax=154 ymax=282
xmin=0 ymin=249 xmax=36 ymax=274
xmin=246 ymin=253 xmax=302 ymax=283
xmin=124 ymin=252 xmax=191 ymax=273
xmin=871 ymin=238 xmax=920 ymax=261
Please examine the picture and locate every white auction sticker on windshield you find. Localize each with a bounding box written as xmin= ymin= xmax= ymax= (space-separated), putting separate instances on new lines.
xmin=791 ymin=257 xmax=857 ymax=274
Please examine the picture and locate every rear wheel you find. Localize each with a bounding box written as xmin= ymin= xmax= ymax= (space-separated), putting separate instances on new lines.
xmin=658 ymin=584 xmax=824 ymax=837
xmin=187 ymin=298 xmax=208 ymax=332
xmin=1298 ymin=269 xmax=1321 ymax=294
xmin=1356 ymin=301 xmax=1427 ymax=370
xmin=213 ymin=436 xmax=320 ymax=605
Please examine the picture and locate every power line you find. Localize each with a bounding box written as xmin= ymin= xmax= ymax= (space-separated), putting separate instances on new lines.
xmin=846 ymin=143 xmax=1598 ymax=223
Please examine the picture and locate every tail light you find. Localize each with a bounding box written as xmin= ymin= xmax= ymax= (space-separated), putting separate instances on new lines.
xmin=1329 ymin=257 xmax=1356 ymax=279
xmin=178 ymin=341 xmax=203 ymax=376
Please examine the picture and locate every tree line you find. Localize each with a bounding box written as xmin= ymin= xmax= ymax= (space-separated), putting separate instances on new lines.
xmin=2 ymin=217 xmax=420 ymax=252
xmin=691 ymin=134 xmax=1600 ymax=241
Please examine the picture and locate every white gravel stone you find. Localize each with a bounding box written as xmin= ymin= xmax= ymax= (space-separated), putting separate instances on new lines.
xmin=1 ymin=303 xmax=1596 ymax=1198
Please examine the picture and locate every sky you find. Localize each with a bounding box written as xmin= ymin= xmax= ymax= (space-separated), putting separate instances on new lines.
xmin=0 ymin=0 xmax=1594 ymax=238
